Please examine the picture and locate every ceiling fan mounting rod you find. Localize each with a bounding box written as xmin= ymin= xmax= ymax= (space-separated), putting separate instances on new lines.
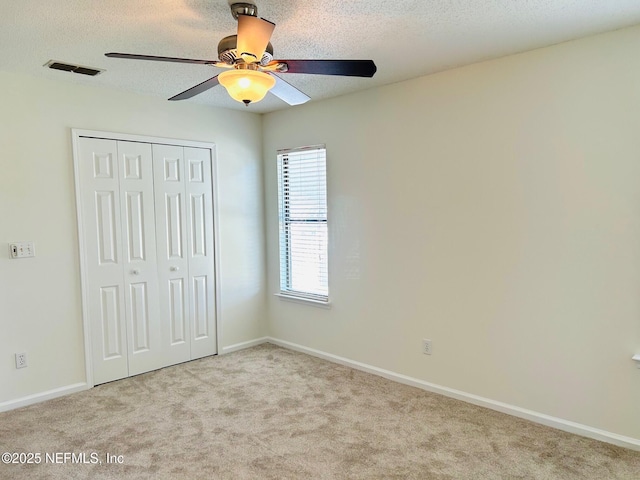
xmin=230 ymin=3 xmax=258 ymax=20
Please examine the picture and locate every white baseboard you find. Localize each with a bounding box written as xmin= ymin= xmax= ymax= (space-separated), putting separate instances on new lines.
xmin=0 ymin=383 xmax=89 ymax=413
xmin=221 ymin=337 xmax=269 ymax=355
xmin=266 ymin=337 xmax=640 ymax=452
xmin=0 ymin=337 xmax=272 ymax=412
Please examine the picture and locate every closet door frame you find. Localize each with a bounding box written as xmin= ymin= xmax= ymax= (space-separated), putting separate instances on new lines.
xmin=72 ymin=129 xmax=221 ymax=388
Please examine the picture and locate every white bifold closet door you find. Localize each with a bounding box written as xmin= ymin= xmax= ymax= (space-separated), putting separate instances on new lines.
xmin=152 ymin=144 xmax=216 ymax=364
xmin=77 ymin=137 xmax=216 ymax=385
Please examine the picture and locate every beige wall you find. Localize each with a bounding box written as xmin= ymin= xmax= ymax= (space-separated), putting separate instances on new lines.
xmin=263 ymin=25 xmax=640 ymax=440
xmin=0 ymin=71 xmax=266 ymax=404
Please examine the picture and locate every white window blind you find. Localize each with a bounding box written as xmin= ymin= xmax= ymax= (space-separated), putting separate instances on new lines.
xmin=277 ymin=146 xmax=328 ymax=302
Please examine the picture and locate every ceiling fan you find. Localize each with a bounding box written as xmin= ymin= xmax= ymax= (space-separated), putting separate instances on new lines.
xmin=105 ymin=2 xmax=377 ymax=106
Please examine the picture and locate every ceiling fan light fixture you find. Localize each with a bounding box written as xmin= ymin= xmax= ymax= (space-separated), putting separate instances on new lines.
xmin=218 ymin=68 xmax=275 ymax=105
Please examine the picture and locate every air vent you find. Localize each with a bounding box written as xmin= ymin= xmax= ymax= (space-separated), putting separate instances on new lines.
xmin=44 ymin=60 xmax=104 ymax=76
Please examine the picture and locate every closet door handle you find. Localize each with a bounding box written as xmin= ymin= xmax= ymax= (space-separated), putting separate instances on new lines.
xmin=132 ymin=269 xmax=140 ymax=275
xmin=170 ymin=266 xmax=179 ymax=272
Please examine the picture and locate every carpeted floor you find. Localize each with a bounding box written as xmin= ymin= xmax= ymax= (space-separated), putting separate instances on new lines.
xmin=0 ymin=343 xmax=638 ymax=479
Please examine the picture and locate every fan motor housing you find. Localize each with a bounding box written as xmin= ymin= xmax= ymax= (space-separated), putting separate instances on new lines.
xmin=230 ymin=3 xmax=258 ymax=20
xmin=217 ymin=35 xmax=274 ymax=65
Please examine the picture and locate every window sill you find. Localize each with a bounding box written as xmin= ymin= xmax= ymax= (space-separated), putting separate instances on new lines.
xmin=274 ymin=293 xmax=332 ymax=309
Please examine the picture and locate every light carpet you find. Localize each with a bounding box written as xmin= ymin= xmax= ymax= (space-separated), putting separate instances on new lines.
xmin=0 ymin=343 xmax=638 ymax=479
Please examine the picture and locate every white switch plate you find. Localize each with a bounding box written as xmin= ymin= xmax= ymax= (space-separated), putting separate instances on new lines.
xmin=9 ymin=242 xmax=35 ymax=259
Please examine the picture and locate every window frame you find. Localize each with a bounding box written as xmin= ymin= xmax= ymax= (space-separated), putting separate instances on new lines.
xmin=276 ymin=145 xmax=329 ymax=306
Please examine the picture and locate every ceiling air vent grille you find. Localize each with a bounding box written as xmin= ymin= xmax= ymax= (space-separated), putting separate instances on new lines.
xmin=44 ymin=60 xmax=104 ymax=76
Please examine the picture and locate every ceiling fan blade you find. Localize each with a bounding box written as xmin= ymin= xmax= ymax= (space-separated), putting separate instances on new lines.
xmin=274 ymin=59 xmax=377 ymax=77
xmin=236 ymin=15 xmax=275 ymax=63
xmin=269 ymin=74 xmax=310 ymax=106
xmin=168 ymin=75 xmax=220 ymax=101
xmin=105 ymin=53 xmax=217 ymax=65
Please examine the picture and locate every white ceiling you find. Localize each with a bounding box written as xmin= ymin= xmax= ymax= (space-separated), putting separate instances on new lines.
xmin=2 ymin=0 xmax=640 ymax=114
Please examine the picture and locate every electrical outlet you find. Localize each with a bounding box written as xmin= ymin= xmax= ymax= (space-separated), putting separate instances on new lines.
xmin=15 ymin=353 xmax=27 ymax=369
xmin=422 ymin=339 xmax=432 ymax=355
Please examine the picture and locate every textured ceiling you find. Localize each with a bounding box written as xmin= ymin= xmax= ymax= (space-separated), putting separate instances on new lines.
xmin=2 ymin=0 xmax=640 ymax=113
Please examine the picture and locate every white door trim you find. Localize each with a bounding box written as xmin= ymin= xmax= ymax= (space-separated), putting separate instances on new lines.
xmin=72 ymin=129 xmax=222 ymax=388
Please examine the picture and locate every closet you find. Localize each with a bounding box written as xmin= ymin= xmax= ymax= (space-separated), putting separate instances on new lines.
xmin=74 ymin=132 xmax=217 ymax=385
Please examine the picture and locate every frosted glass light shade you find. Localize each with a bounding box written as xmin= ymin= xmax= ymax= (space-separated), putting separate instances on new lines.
xmin=218 ymin=69 xmax=276 ymax=105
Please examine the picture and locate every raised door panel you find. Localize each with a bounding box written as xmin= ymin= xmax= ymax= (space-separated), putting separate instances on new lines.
xmin=185 ymin=147 xmax=217 ymax=359
xmin=129 ymin=282 xmax=150 ymax=352
xmin=77 ymin=137 xmax=128 ymax=385
xmin=100 ymin=285 xmax=123 ymax=359
xmin=153 ymin=144 xmax=191 ymax=365
xmin=117 ymin=141 xmax=164 ymax=376
xmin=169 ymin=278 xmax=187 ymax=344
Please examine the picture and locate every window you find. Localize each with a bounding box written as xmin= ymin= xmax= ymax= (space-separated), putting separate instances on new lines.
xmin=277 ymin=146 xmax=328 ymax=302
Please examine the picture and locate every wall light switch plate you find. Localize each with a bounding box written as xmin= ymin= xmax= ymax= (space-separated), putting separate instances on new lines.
xmin=9 ymin=242 xmax=35 ymax=259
